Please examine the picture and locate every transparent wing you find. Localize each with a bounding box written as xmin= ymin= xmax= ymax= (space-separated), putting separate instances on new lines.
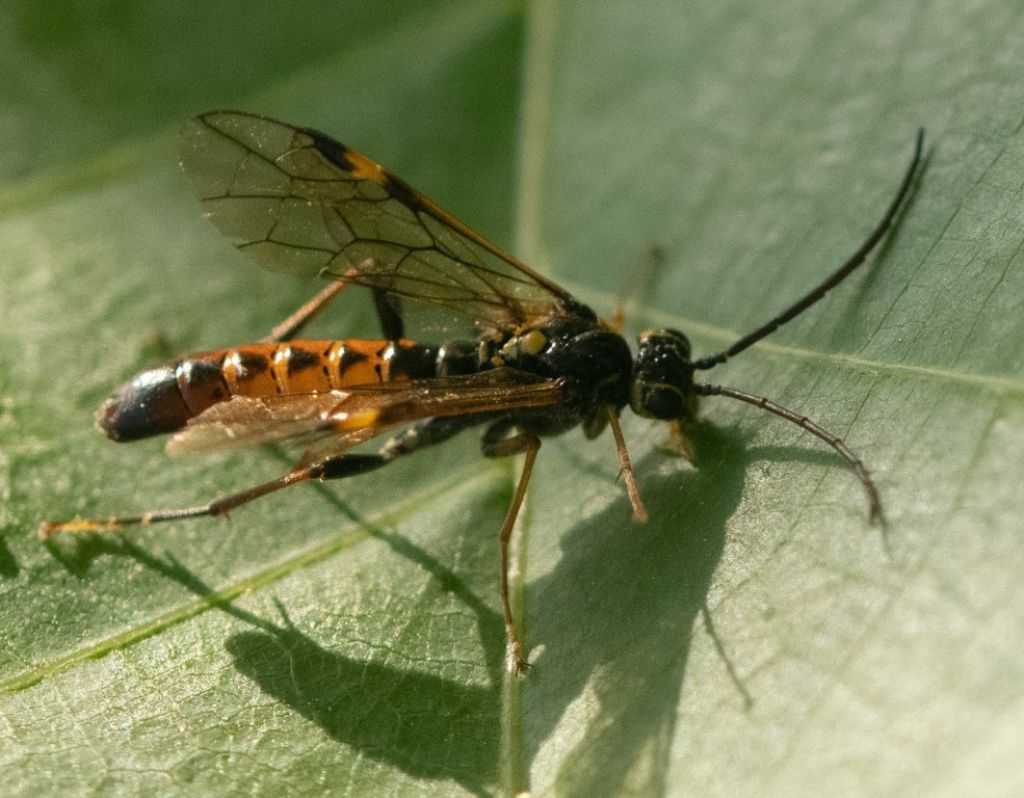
xmin=164 ymin=393 xmax=363 ymax=457
xmin=180 ymin=110 xmax=577 ymax=332
xmin=165 ymin=368 xmax=568 ymax=461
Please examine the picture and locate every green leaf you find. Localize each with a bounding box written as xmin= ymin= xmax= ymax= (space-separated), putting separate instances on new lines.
xmin=2 ymin=2 xmax=1022 ymax=796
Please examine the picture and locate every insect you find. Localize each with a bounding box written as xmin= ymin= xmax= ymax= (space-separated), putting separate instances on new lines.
xmin=41 ymin=111 xmax=924 ymax=674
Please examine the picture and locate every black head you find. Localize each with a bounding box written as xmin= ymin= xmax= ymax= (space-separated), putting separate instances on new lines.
xmin=630 ymin=328 xmax=695 ymax=420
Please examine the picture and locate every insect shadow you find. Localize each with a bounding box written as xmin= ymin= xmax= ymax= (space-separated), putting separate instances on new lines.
xmin=47 ymin=527 xmax=505 ymax=796
xmin=520 ymin=421 xmax=749 ymax=797
xmin=43 ymin=420 xmax=831 ymax=796
xmin=224 ymin=605 xmax=502 ymax=797
xmin=523 ymin=422 xmax=865 ymax=797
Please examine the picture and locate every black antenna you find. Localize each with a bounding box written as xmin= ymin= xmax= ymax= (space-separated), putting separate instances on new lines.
xmin=695 ymin=383 xmax=883 ymax=523
xmin=693 ymin=128 xmax=925 ymax=371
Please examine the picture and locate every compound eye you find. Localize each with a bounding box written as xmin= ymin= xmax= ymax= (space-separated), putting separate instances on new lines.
xmin=661 ymin=328 xmax=691 ymax=360
xmin=640 ymin=386 xmax=685 ymax=420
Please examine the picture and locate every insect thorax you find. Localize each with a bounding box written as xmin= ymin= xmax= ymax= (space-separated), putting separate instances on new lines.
xmin=475 ymin=315 xmax=635 ymax=422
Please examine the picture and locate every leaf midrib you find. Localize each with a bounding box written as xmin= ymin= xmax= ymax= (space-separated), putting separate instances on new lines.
xmin=3 ymin=164 xmax=1014 ymax=399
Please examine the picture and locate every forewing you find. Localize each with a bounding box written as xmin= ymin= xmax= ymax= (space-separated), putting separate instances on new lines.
xmin=165 ymin=368 xmax=568 ymax=462
xmin=165 ymin=393 xmax=363 ymax=456
xmin=180 ymin=111 xmax=575 ymax=332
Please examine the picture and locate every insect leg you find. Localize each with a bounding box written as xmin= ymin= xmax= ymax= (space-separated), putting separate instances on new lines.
xmin=371 ymin=289 xmax=404 ymax=340
xmin=319 ymin=415 xmax=480 ymax=479
xmin=610 ymin=243 xmax=664 ymax=333
xmin=605 ymin=406 xmax=648 ymax=522
xmin=41 ymin=416 xmax=483 ymax=539
xmin=481 ymin=421 xmax=541 ymax=675
xmin=261 ymin=254 xmax=406 ymax=342
xmin=260 ymin=281 xmax=349 ymax=343
xmin=39 ymin=463 xmax=324 ymax=538
xmin=260 ymin=268 xmax=403 ymax=343
xmin=695 ymin=383 xmax=883 ymax=523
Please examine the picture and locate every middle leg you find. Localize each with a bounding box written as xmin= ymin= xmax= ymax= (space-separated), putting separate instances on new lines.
xmin=481 ymin=420 xmax=542 ymax=674
xmin=261 ymin=259 xmax=406 ymax=343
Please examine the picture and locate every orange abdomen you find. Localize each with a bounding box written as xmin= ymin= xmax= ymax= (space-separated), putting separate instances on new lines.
xmin=98 ymin=339 xmax=438 ymax=442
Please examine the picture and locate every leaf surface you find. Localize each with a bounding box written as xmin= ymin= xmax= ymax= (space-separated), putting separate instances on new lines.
xmin=2 ymin=2 xmax=1023 ymax=796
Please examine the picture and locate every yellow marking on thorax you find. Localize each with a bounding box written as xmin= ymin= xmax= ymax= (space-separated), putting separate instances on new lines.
xmin=521 ymin=329 xmax=548 ymax=355
xmin=499 ymin=329 xmax=548 ymax=362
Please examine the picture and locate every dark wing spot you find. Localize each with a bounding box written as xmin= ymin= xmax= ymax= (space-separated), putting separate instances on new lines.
xmin=381 ymin=173 xmax=428 ymax=214
xmin=302 ymin=126 xmax=355 ymax=171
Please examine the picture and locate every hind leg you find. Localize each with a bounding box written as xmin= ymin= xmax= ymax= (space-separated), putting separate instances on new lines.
xmin=40 ymin=416 xmax=476 ymax=538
